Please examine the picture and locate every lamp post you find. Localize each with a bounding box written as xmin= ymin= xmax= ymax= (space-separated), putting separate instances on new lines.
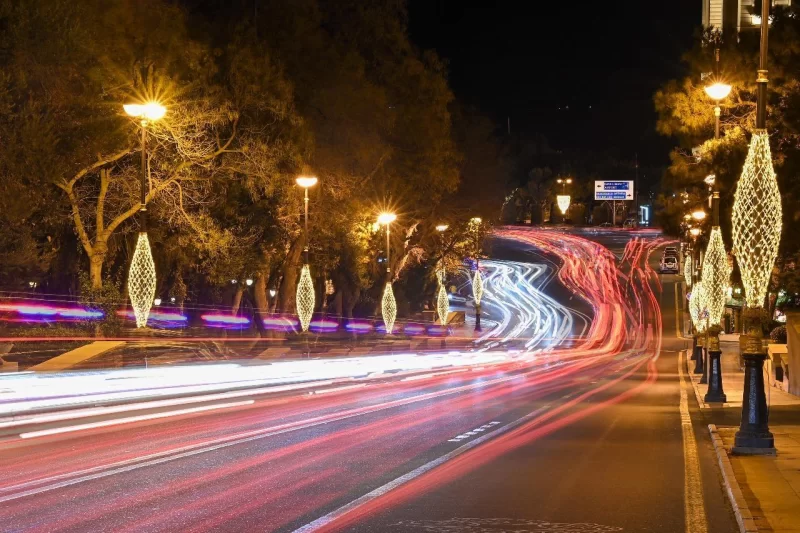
xmin=378 ymin=212 xmax=397 ymax=334
xmin=435 ymin=224 xmax=450 ymax=327
xmin=731 ymin=0 xmax=780 ymax=454
xmin=123 ymin=101 xmax=166 ymax=328
xmin=295 ymin=176 xmax=318 ymax=333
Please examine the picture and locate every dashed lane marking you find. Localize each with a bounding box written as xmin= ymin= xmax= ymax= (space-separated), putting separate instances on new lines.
xmin=448 ymin=421 xmax=501 ymax=442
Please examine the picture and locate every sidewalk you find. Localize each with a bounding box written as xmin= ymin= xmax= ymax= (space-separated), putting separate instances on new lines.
xmin=688 ymin=342 xmax=800 ymax=532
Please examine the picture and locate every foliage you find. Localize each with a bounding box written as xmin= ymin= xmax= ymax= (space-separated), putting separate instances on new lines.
xmin=770 ymin=325 xmax=787 ymax=344
xmin=78 ymin=272 xmax=124 ymax=336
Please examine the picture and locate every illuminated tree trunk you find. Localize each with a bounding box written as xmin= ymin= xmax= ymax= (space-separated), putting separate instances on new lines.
xmin=231 ymin=286 xmax=244 ymax=314
xmin=278 ymin=239 xmax=303 ymax=313
xmin=88 ymin=240 xmax=109 ymax=289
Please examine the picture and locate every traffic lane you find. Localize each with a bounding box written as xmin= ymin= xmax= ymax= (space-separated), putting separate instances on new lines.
xmin=337 ymin=351 xmax=737 ymax=533
xmin=0 ymin=353 xmax=642 ymax=532
xmin=0 ymin=361 xmax=533 ymax=489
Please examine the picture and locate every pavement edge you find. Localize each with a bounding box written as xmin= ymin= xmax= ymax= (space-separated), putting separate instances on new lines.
xmin=708 ymin=423 xmax=758 ymax=533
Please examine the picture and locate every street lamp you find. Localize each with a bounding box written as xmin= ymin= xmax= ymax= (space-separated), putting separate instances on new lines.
xmin=691 ymin=209 xmax=706 ymax=222
xmin=296 ymin=175 xmax=318 ymax=333
xmin=556 ymin=178 xmax=573 ymax=217
xmin=378 ymin=212 xmax=397 ymax=334
xmin=730 ymin=0 xmax=780 ymax=452
xmin=124 ymin=101 xmax=166 ymax=328
xmin=435 ymin=225 xmax=449 ymax=327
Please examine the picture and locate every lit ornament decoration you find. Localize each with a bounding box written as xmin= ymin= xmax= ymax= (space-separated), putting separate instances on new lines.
xmin=128 ymin=233 xmax=157 ymax=328
xmin=556 ymin=195 xmax=571 ymax=215
xmin=381 ymin=282 xmax=397 ymax=334
xmin=684 ymin=255 xmax=693 ymax=288
xmin=437 ymin=284 xmax=449 ymax=326
xmin=472 ymin=269 xmax=484 ymax=306
xmin=701 ymin=227 xmax=730 ymax=327
xmin=689 ymin=281 xmax=707 ymax=333
xmin=732 ymin=131 xmax=782 ymax=308
xmin=296 ymin=264 xmax=315 ymax=332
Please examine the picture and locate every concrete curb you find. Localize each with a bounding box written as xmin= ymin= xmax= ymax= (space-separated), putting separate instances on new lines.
xmin=708 ymin=424 xmax=759 ymax=533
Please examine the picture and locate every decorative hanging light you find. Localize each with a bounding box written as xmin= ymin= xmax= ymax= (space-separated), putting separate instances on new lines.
xmin=684 ymin=254 xmax=693 ymax=288
xmin=382 ymin=282 xmax=397 ymax=334
xmin=689 ymin=281 xmax=707 ymax=333
xmin=128 ymin=233 xmax=157 ymax=328
xmin=437 ymin=284 xmax=449 ymax=326
xmin=296 ymin=264 xmax=314 ymax=332
xmin=701 ymin=227 xmax=729 ymax=327
xmin=472 ymin=269 xmax=484 ymax=306
xmin=732 ymin=131 xmax=782 ymax=308
xmin=556 ymin=195 xmax=571 ymax=215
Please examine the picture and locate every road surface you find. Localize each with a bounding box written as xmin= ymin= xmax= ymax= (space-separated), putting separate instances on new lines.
xmin=0 ymin=227 xmax=738 ymax=532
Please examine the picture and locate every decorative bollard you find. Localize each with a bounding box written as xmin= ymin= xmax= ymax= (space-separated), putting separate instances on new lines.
xmin=733 ymin=333 xmax=775 ymax=454
xmin=693 ymin=344 xmax=704 ymax=374
xmin=704 ymin=336 xmax=726 ymax=403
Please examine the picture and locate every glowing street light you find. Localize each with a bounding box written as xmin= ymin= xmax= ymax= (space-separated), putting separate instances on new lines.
xmin=704 ymin=82 xmax=732 ymax=102
xmin=689 ymin=227 xmax=702 ymax=238
xmin=124 ymin=101 xmax=166 ymax=328
xmin=378 ymin=212 xmax=397 ymax=334
xmin=731 ymin=0 xmax=779 ymax=453
xmin=691 ymin=210 xmax=706 ymax=221
xmin=296 ymin=175 xmax=318 ymax=333
xmin=435 ymin=224 xmax=449 ymax=232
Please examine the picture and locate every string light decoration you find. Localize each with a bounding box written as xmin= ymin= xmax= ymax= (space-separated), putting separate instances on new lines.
xmin=296 ymin=264 xmax=315 ymax=332
xmin=689 ymin=281 xmax=707 ymax=333
xmin=381 ymin=282 xmax=397 ymax=334
xmin=128 ymin=233 xmax=157 ymax=328
xmin=684 ymin=255 xmax=693 ymax=288
xmin=556 ymin=195 xmax=571 ymax=215
xmin=732 ymin=131 xmax=782 ymax=308
xmin=472 ymin=269 xmax=484 ymax=306
xmin=437 ymin=284 xmax=449 ymax=326
xmin=701 ymin=227 xmax=730 ymax=327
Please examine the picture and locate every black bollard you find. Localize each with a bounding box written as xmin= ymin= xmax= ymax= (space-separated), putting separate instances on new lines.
xmin=733 ymin=352 xmax=775 ymax=454
xmin=693 ymin=345 xmax=704 ymax=374
xmin=475 ymin=303 xmax=482 ymax=332
xmin=704 ymin=348 xmax=727 ymax=403
xmin=700 ymin=346 xmax=709 ymax=384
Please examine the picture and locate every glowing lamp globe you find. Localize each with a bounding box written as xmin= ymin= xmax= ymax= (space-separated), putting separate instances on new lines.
xmin=124 ymin=102 xmax=166 ymax=122
xmin=296 ymin=176 xmax=318 ymax=189
xmin=704 ymin=82 xmax=732 ymax=101
xmin=377 ymin=213 xmax=397 ymax=225
xmin=691 ymin=210 xmax=706 ymax=221
xmin=435 ymin=224 xmax=449 ymax=232
xmin=690 ymin=228 xmax=702 ymax=238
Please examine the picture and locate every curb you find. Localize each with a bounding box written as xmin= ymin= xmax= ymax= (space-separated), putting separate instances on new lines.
xmin=708 ymin=424 xmax=759 ymax=533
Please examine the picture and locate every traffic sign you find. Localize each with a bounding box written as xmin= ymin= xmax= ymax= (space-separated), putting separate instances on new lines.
xmin=594 ymin=180 xmax=634 ymax=201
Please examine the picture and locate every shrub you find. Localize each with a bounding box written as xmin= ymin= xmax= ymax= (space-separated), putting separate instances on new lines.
xmin=770 ymin=325 xmax=787 ymax=344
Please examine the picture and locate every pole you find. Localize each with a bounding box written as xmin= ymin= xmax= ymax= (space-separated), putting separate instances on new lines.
xmin=140 ymin=123 xmax=148 ymax=230
xmin=475 ymin=257 xmax=482 ymax=332
xmin=756 ymin=0 xmax=768 ymax=130
xmin=303 ymin=187 xmax=309 ymax=265
xmin=612 ymin=200 xmax=616 ymax=226
xmin=634 ymin=153 xmax=639 ymax=226
xmin=386 ymin=224 xmax=391 ymax=282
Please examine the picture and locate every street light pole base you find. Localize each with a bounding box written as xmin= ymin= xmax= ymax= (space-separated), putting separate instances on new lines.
xmin=704 ymin=349 xmax=726 ymax=403
xmin=693 ymin=345 xmax=704 ymax=374
xmin=733 ymin=352 xmax=775 ymax=454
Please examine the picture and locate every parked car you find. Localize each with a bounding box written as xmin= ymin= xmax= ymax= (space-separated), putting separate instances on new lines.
xmin=660 ymin=255 xmax=680 ymax=274
xmin=598 ymin=222 xmax=612 ymax=228
xmin=623 ymin=218 xmax=636 ymax=229
xmin=664 ymin=246 xmax=679 ymax=257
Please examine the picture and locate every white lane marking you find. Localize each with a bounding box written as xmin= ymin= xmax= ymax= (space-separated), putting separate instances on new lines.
xmin=447 ymin=421 xmax=502 ymax=442
xmin=0 ymin=368 xmax=536 ymax=502
xmin=679 ymin=351 xmax=708 ymax=533
xmin=19 ymin=401 xmax=255 ymax=439
xmin=307 ymin=385 xmax=365 ymax=395
xmin=292 ymin=408 xmax=550 ymax=533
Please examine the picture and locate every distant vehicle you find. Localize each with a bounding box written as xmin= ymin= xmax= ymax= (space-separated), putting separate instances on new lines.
xmin=660 ymin=255 xmax=680 ymax=274
xmin=598 ymin=222 xmax=612 ymax=228
xmin=623 ymin=218 xmax=636 ymax=229
xmin=664 ymin=246 xmax=679 ymax=257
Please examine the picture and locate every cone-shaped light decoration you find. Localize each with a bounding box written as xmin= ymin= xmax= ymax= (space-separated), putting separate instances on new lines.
xmin=702 ymin=228 xmax=730 ymax=327
xmin=472 ymin=269 xmax=484 ymax=306
xmin=556 ymin=195 xmax=571 ymax=215
xmin=684 ymin=255 xmax=693 ymax=288
xmin=382 ymin=282 xmax=397 ymax=334
xmin=732 ymin=131 xmax=782 ymax=308
xmin=296 ymin=264 xmax=315 ymax=332
xmin=437 ymin=284 xmax=449 ymax=326
xmin=128 ymin=232 xmax=157 ymax=328
xmin=689 ymin=281 xmax=707 ymax=333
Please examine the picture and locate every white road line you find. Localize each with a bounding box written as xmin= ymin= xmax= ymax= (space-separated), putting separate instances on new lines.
xmin=19 ymin=401 xmax=255 ymax=439
xmin=679 ymin=350 xmax=708 ymax=533
xmin=292 ymin=407 xmax=551 ymax=533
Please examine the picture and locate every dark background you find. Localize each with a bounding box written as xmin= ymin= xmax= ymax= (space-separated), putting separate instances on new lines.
xmin=408 ymin=0 xmax=699 ymax=171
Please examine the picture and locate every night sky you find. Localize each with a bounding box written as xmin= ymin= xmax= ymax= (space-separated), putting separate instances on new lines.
xmin=408 ymin=0 xmax=700 ymax=170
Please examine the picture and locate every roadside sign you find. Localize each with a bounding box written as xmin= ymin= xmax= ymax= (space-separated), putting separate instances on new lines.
xmin=594 ymin=180 xmax=634 ymax=201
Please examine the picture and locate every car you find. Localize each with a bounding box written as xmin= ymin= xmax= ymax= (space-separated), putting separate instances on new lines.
xmin=598 ymin=222 xmax=612 ymax=227
xmin=664 ymin=246 xmax=679 ymax=257
xmin=660 ymin=255 xmax=680 ymax=274
xmin=623 ymin=218 xmax=636 ymax=229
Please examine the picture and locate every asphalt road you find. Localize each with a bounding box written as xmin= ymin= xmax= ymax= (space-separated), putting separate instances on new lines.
xmin=0 ymin=227 xmax=739 ymax=532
